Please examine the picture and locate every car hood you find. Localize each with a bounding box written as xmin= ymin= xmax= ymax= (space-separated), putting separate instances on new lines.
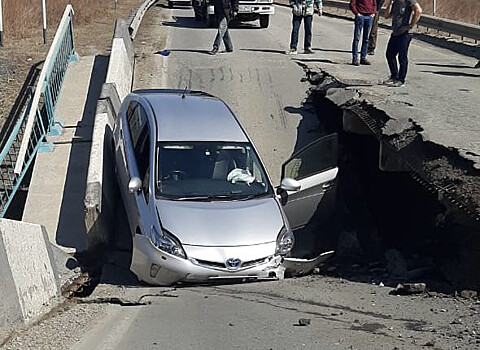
xmin=155 ymin=197 xmax=284 ymax=246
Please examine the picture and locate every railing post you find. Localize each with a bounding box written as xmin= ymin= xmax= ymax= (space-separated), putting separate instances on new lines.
xmin=432 ymin=0 xmax=436 ymax=16
xmin=42 ymin=0 xmax=47 ymax=44
xmin=0 ymin=0 xmax=4 ymax=47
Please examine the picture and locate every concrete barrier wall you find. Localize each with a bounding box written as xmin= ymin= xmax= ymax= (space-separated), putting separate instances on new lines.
xmin=0 ymin=219 xmax=58 ymax=332
xmin=106 ymin=19 xmax=134 ymax=102
xmin=85 ymin=0 xmax=154 ymax=249
xmin=84 ymin=84 xmax=121 ymax=249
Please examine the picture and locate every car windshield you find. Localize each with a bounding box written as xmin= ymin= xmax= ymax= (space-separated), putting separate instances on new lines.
xmin=156 ymin=142 xmax=273 ymax=200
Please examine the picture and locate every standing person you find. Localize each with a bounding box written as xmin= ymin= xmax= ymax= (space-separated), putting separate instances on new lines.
xmin=383 ymin=0 xmax=422 ymax=86
xmin=367 ymin=0 xmax=385 ymax=55
xmin=209 ymin=0 xmax=239 ymax=55
xmin=350 ymin=0 xmax=376 ymax=66
xmin=287 ymin=0 xmax=323 ymax=55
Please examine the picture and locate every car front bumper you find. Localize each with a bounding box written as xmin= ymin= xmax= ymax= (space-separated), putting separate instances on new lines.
xmin=206 ymin=5 xmax=274 ymax=15
xmin=131 ymin=235 xmax=286 ymax=286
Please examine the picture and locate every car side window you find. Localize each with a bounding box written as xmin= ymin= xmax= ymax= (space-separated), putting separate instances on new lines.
xmin=282 ymin=133 xmax=338 ymax=180
xmin=128 ymin=104 xmax=150 ymax=200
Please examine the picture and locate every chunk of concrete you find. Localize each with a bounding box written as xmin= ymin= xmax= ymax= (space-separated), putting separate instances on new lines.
xmin=0 ymin=219 xmax=59 ymax=334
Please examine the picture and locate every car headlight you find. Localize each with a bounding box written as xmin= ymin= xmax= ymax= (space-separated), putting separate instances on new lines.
xmin=275 ymin=227 xmax=295 ymax=255
xmin=152 ymin=228 xmax=187 ymax=259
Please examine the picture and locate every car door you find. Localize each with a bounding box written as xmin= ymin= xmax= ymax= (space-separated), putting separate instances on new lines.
xmin=123 ymin=102 xmax=155 ymax=237
xmin=280 ymin=133 xmax=338 ymax=230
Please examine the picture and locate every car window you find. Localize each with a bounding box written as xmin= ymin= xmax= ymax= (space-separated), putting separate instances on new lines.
xmin=127 ymin=104 xmax=150 ymax=193
xmin=156 ymin=142 xmax=273 ymax=200
xmin=128 ymin=105 xmax=148 ymax=151
xmin=283 ymin=133 xmax=338 ymax=180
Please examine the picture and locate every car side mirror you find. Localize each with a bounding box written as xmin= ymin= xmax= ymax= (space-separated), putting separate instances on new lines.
xmin=280 ymin=178 xmax=301 ymax=192
xmin=129 ymin=177 xmax=142 ymax=193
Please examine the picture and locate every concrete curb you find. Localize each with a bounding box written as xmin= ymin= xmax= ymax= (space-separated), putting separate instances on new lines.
xmin=85 ymin=0 xmax=154 ymax=250
xmin=0 ymin=219 xmax=59 ymax=337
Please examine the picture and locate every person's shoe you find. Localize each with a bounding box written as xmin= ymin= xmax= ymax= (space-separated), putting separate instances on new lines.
xmin=367 ymin=50 xmax=375 ymax=55
xmin=352 ymin=58 xmax=360 ymax=66
xmin=382 ymin=77 xmax=397 ymax=86
xmin=226 ymin=48 xmax=234 ymax=53
xmin=304 ymin=47 xmax=314 ymax=54
xmin=475 ymin=60 xmax=480 ymax=68
xmin=360 ymin=58 xmax=371 ymax=65
xmin=209 ymin=47 xmax=218 ymax=55
xmin=390 ymin=80 xmax=405 ymax=87
xmin=286 ymin=49 xmax=298 ymax=55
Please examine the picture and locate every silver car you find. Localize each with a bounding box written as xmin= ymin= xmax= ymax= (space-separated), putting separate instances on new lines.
xmin=113 ymin=89 xmax=338 ymax=285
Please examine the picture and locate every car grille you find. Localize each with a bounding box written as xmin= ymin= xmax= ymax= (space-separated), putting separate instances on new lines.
xmin=194 ymin=256 xmax=271 ymax=270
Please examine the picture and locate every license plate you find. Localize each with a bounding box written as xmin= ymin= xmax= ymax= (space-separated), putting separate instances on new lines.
xmin=239 ymin=5 xmax=251 ymax=12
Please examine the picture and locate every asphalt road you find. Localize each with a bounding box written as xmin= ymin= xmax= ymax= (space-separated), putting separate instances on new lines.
xmin=3 ymin=4 xmax=479 ymax=350
xmin=69 ymin=5 xmax=478 ymax=350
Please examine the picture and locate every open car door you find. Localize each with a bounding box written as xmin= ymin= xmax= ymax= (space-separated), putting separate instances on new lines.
xmin=281 ymin=133 xmax=338 ymax=230
xmin=280 ymin=133 xmax=339 ymax=276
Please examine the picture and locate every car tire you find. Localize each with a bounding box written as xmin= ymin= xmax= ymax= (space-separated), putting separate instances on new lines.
xmin=194 ymin=9 xmax=201 ymax=21
xmin=259 ymin=14 xmax=269 ymax=28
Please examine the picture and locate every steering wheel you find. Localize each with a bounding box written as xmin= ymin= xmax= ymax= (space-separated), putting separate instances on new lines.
xmin=167 ymin=170 xmax=188 ymax=181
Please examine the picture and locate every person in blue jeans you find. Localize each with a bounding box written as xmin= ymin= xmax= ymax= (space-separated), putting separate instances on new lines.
xmin=350 ymin=0 xmax=376 ymax=66
xmin=383 ymin=0 xmax=422 ymax=86
xmin=209 ymin=0 xmax=239 ymax=55
xmin=287 ymin=0 xmax=322 ymax=55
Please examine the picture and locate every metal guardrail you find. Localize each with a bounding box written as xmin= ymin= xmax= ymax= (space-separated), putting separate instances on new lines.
xmin=322 ymin=0 xmax=480 ymax=41
xmin=0 ymin=5 xmax=76 ymax=217
xmin=129 ymin=0 xmax=158 ymax=39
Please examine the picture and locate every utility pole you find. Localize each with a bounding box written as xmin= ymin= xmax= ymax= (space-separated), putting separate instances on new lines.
xmin=42 ymin=0 xmax=47 ymax=44
xmin=433 ymin=0 xmax=436 ymax=16
xmin=0 ymin=0 xmax=4 ymax=46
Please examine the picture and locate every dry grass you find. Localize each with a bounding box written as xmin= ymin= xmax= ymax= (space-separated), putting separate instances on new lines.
xmin=417 ymin=0 xmax=480 ymax=25
xmin=2 ymin=0 xmax=113 ymax=39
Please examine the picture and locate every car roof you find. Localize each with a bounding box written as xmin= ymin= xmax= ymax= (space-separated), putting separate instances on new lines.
xmin=133 ymin=89 xmax=249 ymax=142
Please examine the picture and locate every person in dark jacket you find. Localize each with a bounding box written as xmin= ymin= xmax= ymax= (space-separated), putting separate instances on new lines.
xmin=383 ymin=0 xmax=422 ymax=86
xmin=209 ymin=0 xmax=239 ymax=55
xmin=350 ymin=0 xmax=376 ymax=66
xmin=367 ymin=0 xmax=385 ymax=55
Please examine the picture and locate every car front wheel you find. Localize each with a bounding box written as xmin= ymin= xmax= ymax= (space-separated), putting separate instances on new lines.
xmin=259 ymin=14 xmax=269 ymax=28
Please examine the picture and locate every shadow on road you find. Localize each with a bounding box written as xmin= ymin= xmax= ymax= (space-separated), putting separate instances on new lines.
xmin=155 ymin=48 xmax=212 ymax=55
xmin=420 ymin=70 xmax=480 ymax=78
xmin=416 ymin=62 xmax=476 ymax=69
xmin=241 ymin=48 xmax=287 ymax=55
xmin=162 ymin=16 xmax=206 ymax=29
xmin=57 ymin=55 xmax=109 ymax=250
xmin=293 ymin=58 xmax=338 ymax=64
xmin=311 ymin=47 xmax=351 ymax=54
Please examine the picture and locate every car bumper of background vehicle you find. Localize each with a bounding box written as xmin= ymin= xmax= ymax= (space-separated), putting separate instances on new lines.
xmin=131 ymin=235 xmax=286 ymax=286
xmin=237 ymin=5 xmax=275 ymax=15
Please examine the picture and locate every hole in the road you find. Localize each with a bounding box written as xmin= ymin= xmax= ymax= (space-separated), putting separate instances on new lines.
xmin=306 ymin=70 xmax=480 ymax=292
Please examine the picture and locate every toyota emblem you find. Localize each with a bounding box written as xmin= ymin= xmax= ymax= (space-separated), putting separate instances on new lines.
xmin=225 ymin=258 xmax=242 ymax=270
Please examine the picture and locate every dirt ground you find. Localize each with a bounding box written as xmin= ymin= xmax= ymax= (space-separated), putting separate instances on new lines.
xmin=0 ymin=0 xmax=145 ymax=129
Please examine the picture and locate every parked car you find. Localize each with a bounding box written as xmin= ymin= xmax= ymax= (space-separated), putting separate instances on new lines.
xmin=113 ymin=89 xmax=338 ymax=286
xmin=193 ymin=0 xmax=274 ymax=28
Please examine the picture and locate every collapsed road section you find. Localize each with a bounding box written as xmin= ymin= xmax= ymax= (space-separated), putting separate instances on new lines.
xmin=304 ymin=66 xmax=480 ymax=290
